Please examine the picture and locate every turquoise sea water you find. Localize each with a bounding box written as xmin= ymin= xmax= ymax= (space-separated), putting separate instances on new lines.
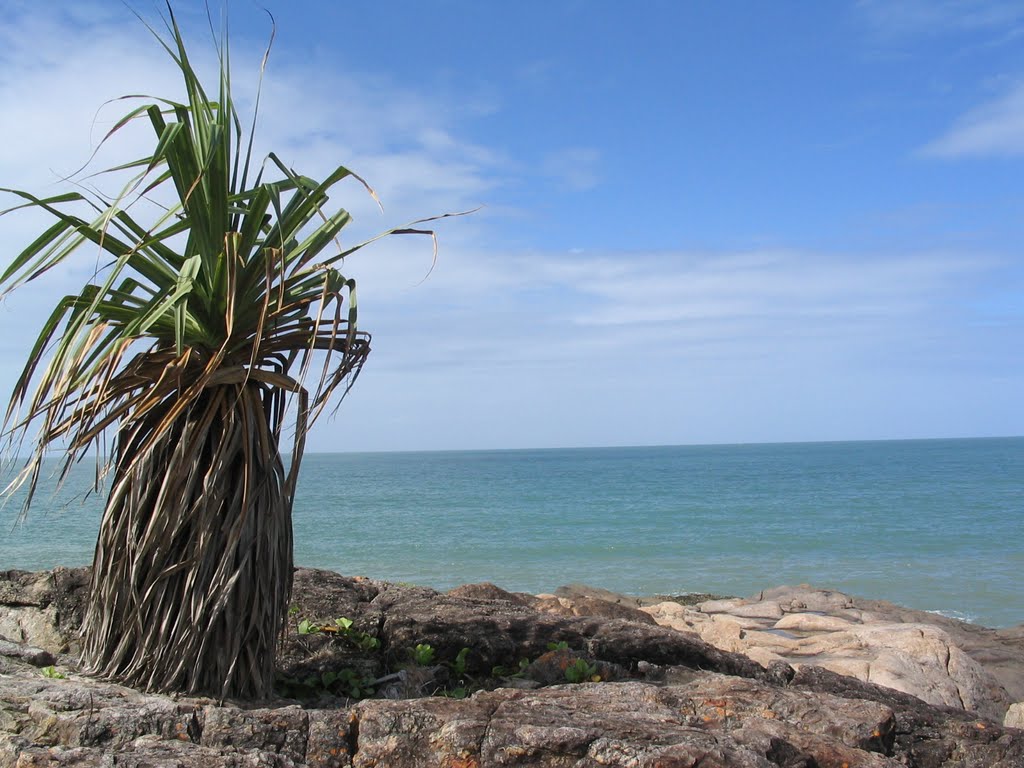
xmin=2 ymin=437 xmax=1022 ymax=627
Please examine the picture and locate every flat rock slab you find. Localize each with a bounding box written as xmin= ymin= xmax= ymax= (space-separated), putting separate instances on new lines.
xmin=774 ymin=612 xmax=857 ymax=632
xmin=638 ymin=584 xmax=1024 ymax=723
xmin=352 ymin=677 xmax=902 ymax=768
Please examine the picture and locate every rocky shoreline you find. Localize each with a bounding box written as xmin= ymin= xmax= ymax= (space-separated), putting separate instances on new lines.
xmin=547 ymin=583 xmax=1024 ymax=723
xmin=2 ymin=567 xmax=1022 ymax=766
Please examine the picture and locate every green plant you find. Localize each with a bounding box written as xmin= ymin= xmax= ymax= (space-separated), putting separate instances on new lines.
xmin=276 ymin=668 xmax=376 ymax=700
xmin=434 ymin=647 xmax=473 ymax=698
xmin=352 ymin=632 xmax=381 ymax=652
xmin=451 ymin=647 xmax=471 ymax=677
xmin=564 ymin=658 xmax=600 ymax=684
xmin=40 ymin=666 xmax=66 ymax=680
xmin=294 ymin=614 xmax=380 ymax=651
xmin=333 ymin=617 xmax=380 ymax=651
xmin=297 ymin=619 xmax=320 ymax=636
xmin=336 ymin=668 xmax=376 ymax=698
xmin=547 ymin=641 xmax=570 ymax=652
xmin=491 ymin=657 xmax=531 ymax=678
xmin=0 ymin=5 xmax=448 ymax=700
xmin=411 ymin=643 xmax=435 ymax=666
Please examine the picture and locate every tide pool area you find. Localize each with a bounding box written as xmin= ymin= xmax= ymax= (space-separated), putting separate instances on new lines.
xmin=2 ymin=436 xmax=1022 ymax=627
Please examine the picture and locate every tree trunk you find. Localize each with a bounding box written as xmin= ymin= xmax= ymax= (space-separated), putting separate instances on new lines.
xmin=80 ymin=383 xmax=293 ymax=699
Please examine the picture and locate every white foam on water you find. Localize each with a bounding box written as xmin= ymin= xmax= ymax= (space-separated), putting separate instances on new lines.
xmin=927 ymin=609 xmax=978 ymax=624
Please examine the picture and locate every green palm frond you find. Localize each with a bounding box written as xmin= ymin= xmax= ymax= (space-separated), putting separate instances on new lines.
xmin=1 ymin=4 xmax=453 ymax=510
xmin=0 ymin=5 xmax=469 ymax=698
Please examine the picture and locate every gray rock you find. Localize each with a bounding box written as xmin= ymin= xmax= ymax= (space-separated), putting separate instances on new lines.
xmin=533 ymin=592 xmax=659 ymax=624
xmin=0 ymin=568 xmax=89 ymax=655
xmin=6 ymin=660 xmax=1023 ymax=767
xmin=369 ymin=574 xmax=770 ymax=682
xmin=447 ymin=582 xmax=535 ymax=606
xmin=3 ymin=568 xmax=1024 ymax=766
xmin=0 ymin=638 xmax=55 ymax=667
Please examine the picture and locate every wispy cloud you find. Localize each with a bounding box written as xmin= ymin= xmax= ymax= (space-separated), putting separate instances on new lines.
xmin=541 ymin=147 xmax=602 ymax=191
xmin=0 ymin=13 xmax=499 ymax=252
xmin=2 ymin=4 xmax=1020 ymax=451
xmin=321 ymin=240 xmax=1017 ymax=450
xmin=566 ymin=250 xmax=985 ymax=324
xmin=856 ymin=0 xmax=1024 ymax=37
xmin=357 ymin=244 xmax=1003 ymax=373
xmin=0 ymin=5 xmax=500 ymax=398
xmin=855 ymin=2 xmax=1024 ymax=158
xmin=0 ymin=13 xmax=175 ymax=189
xmin=922 ymin=80 xmax=1024 ymax=156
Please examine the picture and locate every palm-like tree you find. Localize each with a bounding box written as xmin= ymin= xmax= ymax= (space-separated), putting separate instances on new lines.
xmin=0 ymin=8 xmax=444 ymax=698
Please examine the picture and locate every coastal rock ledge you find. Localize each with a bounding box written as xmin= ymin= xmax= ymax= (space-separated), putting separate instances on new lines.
xmin=623 ymin=584 xmax=1024 ymax=723
xmin=0 ymin=567 xmax=1022 ymax=767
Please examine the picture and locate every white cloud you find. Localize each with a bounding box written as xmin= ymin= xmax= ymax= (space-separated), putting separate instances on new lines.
xmin=922 ymin=81 xmax=1024 ymax=156
xmin=353 ymin=244 xmax=1001 ymax=380
xmin=0 ymin=4 xmax=501 ymax=419
xmin=305 ymin=239 xmax=1019 ymax=451
xmin=1 ymin=4 xmax=1020 ymax=453
xmin=855 ymin=2 xmax=1024 ymax=158
xmin=0 ymin=17 xmax=177 ymax=191
xmin=567 ymin=250 xmax=980 ymax=324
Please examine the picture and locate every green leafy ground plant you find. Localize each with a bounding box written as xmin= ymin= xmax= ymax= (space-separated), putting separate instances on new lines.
xmin=41 ymin=666 xmax=67 ymax=680
xmin=564 ymin=657 xmax=601 ymax=684
xmin=295 ymin=614 xmax=381 ymax=651
xmin=276 ymin=668 xmax=377 ymax=701
xmin=0 ymin=4 xmax=453 ymax=699
xmin=411 ymin=643 xmax=436 ymax=666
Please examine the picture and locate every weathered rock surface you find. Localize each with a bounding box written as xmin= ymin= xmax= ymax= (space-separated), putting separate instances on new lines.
xmin=5 ymin=650 xmax=1024 ymax=767
xmin=6 ymin=655 xmax=1024 ymax=768
xmin=0 ymin=568 xmax=88 ymax=656
xmin=633 ymin=583 xmax=1024 ymax=723
xmin=2 ymin=568 xmax=1023 ymax=767
xmin=1005 ymin=701 xmax=1024 ymax=729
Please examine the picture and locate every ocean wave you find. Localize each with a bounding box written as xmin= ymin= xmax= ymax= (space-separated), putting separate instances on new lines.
xmin=926 ymin=609 xmax=978 ymax=624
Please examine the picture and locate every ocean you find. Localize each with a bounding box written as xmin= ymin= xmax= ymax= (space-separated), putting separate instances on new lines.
xmin=2 ymin=437 xmax=1021 ymax=628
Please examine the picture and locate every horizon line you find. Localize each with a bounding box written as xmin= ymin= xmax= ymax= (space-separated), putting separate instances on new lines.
xmin=305 ymin=433 xmax=1024 ymax=457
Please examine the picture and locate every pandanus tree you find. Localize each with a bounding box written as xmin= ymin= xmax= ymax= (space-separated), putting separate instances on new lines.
xmin=0 ymin=9 xmax=445 ymax=698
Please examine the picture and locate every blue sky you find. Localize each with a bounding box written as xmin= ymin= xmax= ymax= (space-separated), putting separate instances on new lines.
xmin=0 ymin=1 xmax=1021 ymax=451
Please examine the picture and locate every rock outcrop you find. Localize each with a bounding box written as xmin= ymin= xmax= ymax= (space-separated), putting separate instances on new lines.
xmin=1 ymin=568 xmax=1023 ymax=767
xmin=0 ymin=568 xmax=88 ymax=656
xmin=629 ymin=584 xmax=1024 ymax=723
